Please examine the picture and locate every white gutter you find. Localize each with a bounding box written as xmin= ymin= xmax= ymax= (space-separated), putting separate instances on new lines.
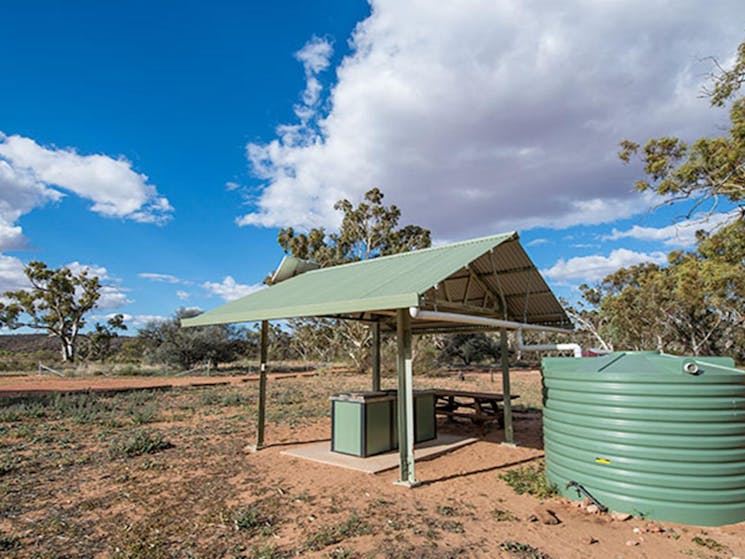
xmin=516 ymin=328 xmax=582 ymax=358
xmin=407 ymin=307 xmax=582 ymax=357
xmin=408 ymin=307 xmax=573 ymax=335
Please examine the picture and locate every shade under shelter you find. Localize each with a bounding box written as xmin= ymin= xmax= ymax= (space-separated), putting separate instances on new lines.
xmin=182 ymin=232 xmax=571 ymax=485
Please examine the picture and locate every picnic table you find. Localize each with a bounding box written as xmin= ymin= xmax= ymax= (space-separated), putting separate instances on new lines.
xmin=433 ymin=389 xmax=519 ymax=426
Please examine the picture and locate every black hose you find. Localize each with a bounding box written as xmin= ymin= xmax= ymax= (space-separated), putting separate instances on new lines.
xmin=566 ymin=481 xmax=608 ymax=512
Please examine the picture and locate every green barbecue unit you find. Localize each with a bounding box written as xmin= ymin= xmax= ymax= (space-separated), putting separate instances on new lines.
xmin=331 ymin=390 xmax=436 ymax=457
xmin=542 ymin=351 xmax=745 ymax=526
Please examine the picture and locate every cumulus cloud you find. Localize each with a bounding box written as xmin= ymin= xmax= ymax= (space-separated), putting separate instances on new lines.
xmin=542 ymin=249 xmax=667 ymax=283
xmin=176 ymin=290 xmax=190 ymax=300
xmin=94 ymin=313 xmax=169 ymax=329
xmin=602 ymin=211 xmax=737 ymax=248
xmin=239 ymin=0 xmax=742 ymax=238
xmin=0 ymin=132 xmax=173 ymax=255
xmin=0 ymin=258 xmax=131 ymax=309
xmin=138 ymin=272 xmax=184 ymax=284
xmin=201 ymin=276 xmax=263 ymax=302
xmin=0 ymin=160 xmax=61 ymax=251
xmin=0 ymin=254 xmax=28 ymax=293
xmin=66 ymin=261 xmax=132 ymax=309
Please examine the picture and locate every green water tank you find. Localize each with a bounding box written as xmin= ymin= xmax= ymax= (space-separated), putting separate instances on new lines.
xmin=542 ymin=352 xmax=745 ymax=526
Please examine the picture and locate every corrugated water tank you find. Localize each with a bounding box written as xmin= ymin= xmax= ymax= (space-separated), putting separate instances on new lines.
xmin=542 ymin=351 xmax=745 ymax=526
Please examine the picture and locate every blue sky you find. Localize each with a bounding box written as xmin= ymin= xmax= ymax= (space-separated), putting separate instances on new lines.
xmin=0 ymin=0 xmax=742 ymax=329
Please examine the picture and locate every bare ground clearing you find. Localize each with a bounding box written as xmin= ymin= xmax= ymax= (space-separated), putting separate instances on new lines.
xmin=0 ymin=369 xmax=743 ymax=558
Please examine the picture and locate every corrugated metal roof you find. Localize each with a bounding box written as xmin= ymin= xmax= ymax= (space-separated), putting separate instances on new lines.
xmin=182 ymin=231 xmax=571 ymax=330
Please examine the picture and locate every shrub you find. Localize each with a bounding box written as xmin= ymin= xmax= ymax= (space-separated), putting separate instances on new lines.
xmin=499 ymin=462 xmax=557 ymax=499
xmin=110 ymin=429 xmax=173 ymax=458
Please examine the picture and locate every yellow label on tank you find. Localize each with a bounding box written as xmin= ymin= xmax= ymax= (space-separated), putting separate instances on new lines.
xmin=595 ymin=458 xmax=611 ymax=464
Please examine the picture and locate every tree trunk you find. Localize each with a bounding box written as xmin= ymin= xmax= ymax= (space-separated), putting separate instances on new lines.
xmin=60 ymin=339 xmax=75 ymax=362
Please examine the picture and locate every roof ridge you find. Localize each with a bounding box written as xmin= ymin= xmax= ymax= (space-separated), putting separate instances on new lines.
xmin=303 ymin=231 xmax=518 ymax=274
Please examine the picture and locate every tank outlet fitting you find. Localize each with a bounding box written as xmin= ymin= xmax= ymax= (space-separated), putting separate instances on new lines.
xmin=682 ymin=360 xmax=700 ymax=375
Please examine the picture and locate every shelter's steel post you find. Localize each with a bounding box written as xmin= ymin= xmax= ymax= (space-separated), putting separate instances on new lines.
xmin=255 ymin=320 xmax=269 ymax=450
xmin=396 ymin=309 xmax=417 ymax=486
xmin=372 ymin=322 xmax=381 ymax=392
xmin=500 ymin=328 xmax=514 ymax=445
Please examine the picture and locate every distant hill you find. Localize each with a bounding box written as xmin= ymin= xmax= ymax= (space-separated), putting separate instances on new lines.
xmin=0 ymin=334 xmax=60 ymax=353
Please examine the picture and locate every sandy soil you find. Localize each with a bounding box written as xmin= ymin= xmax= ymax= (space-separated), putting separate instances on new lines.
xmin=0 ymin=370 xmax=321 ymax=396
xmin=0 ymin=369 xmax=743 ymax=559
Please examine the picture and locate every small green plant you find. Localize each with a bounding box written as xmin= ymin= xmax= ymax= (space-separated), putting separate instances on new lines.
xmin=492 ymin=508 xmax=518 ymax=522
xmin=0 ymin=455 xmax=22 ymax=477
xmin=110 ymin=429 xmax=173 ymax=458
xmin=233 ymin=503 xmax=277 ymax=536
xmin=246 ymin=543 xmax=288 ymax=559
xmin=499 ymin=540 xmax=553 ymax=559
xmin=499 ymin=463 xmax=557 ymax=499
xmin=435 ymin=505 xmax=459 ymax=517
xmin=691 ymin=536 xmax=727 ymax=552
xmin=305 ymin=514 xmax=371 ymax=551
xmin=129 ymin=405 xmax=160 ymax=425
xmin=0 ymin=530 xmax=20 ymax=552
xmin=199 ymin=389 xmax=252 ymax=407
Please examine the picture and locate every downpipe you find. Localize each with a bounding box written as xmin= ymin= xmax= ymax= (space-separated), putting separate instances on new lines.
xmin=516 ymin=328 xmax=582 ymax=358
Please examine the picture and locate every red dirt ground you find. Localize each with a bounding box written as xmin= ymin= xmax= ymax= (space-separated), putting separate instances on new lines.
xmin=1 ymin=369 xmax=743 ymax=558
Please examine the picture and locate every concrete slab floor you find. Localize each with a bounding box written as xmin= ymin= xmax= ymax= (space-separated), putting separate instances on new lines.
xmin=280 ymin=433 xmax=478 ymax=474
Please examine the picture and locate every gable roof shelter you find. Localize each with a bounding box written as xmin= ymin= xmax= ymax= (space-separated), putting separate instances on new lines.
xmin=182 ymin=232 xmax=572 ymax=486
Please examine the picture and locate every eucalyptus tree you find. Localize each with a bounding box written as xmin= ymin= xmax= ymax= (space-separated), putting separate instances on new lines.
xmin=277 ymin=188 xmax=431 ymax=371
xmin=619 ymin=40 xmax=745 ymax=217
xmin=0 ymin=261 xmax=101 ymax=362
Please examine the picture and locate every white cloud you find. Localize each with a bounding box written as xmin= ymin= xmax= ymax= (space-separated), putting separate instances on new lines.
xmin=602 ymin=211 xmax=736 ymax=248
xmin=238 ymin=0 xmax=742 ymax=238
xmin=0 ymin=258 xmax=131 ymax=309
xmin=66 ymin=261 xmax=132 ymax=309
xmin=176 ymin=290 xmax=190 ymax=300
xmin=526 ymin=238 xmax=549 ymax=247
xmin=543 ymin=249 xmax=667 ymax=283
xmin=201 ymin=276 xmax=263 ymax=302
xmin=95 ymin=313 xmax=169 ymax=329
xmin=138 ymin=272 xmax=184 ymax=284
xmin=0 ymin=159 xmax=62 ymax=251
xmin=0 ymin=132 xmax=173 ymax=251
xmin=0 ymin=254 xmax=28 ymax=293
xmin=225 ymin=181 xmax=241 ymax=191
xmin=295 ymin=36 xmax=334 ymax=109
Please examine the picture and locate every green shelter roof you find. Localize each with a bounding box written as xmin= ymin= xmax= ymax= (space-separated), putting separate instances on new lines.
xmin=182 ymin=231 xmax=571 ymax=331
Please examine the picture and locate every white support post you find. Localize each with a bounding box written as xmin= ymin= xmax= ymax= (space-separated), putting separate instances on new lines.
xmin=395 ymin=308 xmax=417 ymax=486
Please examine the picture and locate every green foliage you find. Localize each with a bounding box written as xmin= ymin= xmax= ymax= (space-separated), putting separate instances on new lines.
xmin=499 ymin=541 xmax=553 ymax=559
xmin=491 ymin=508 xmax=518 ymax=522
xmin=79 ymin=314 xmax=128 ymax=362
xmin=277 ymin=187 xmax=431 ymax=267
xmin=580 ymin=220 xmax=745 ymax=360
xmin=304 ymin=514 xmax=372 ymax=551
xmin=233 ymin=503 xmax=278 ymax=536
xmin=128 ymin=404 xmax=160 ymax=425
xmin=0 ymin=531 xmax=20 ymax=552
xmin=139 ymin=308 xmax=246 ymax=370
xmin=278 ymin=188 xmax=431 ymax=372
xmin=499 ymin=463 xmax=557 ymax=499
xmin=109 ymin=429 xmax=173 ymax=458
xmin=0 ymin=455 xmax=22 ymax=477
xmin=440 ymin=332 xmax=501 ymax=366
xmin=0 ymin=261 xmax=102 ymax=362
xmin=691 ymin=535 xmax=727 ymax=552
xmin=619 ymin=40 xmax=745 ymax=213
